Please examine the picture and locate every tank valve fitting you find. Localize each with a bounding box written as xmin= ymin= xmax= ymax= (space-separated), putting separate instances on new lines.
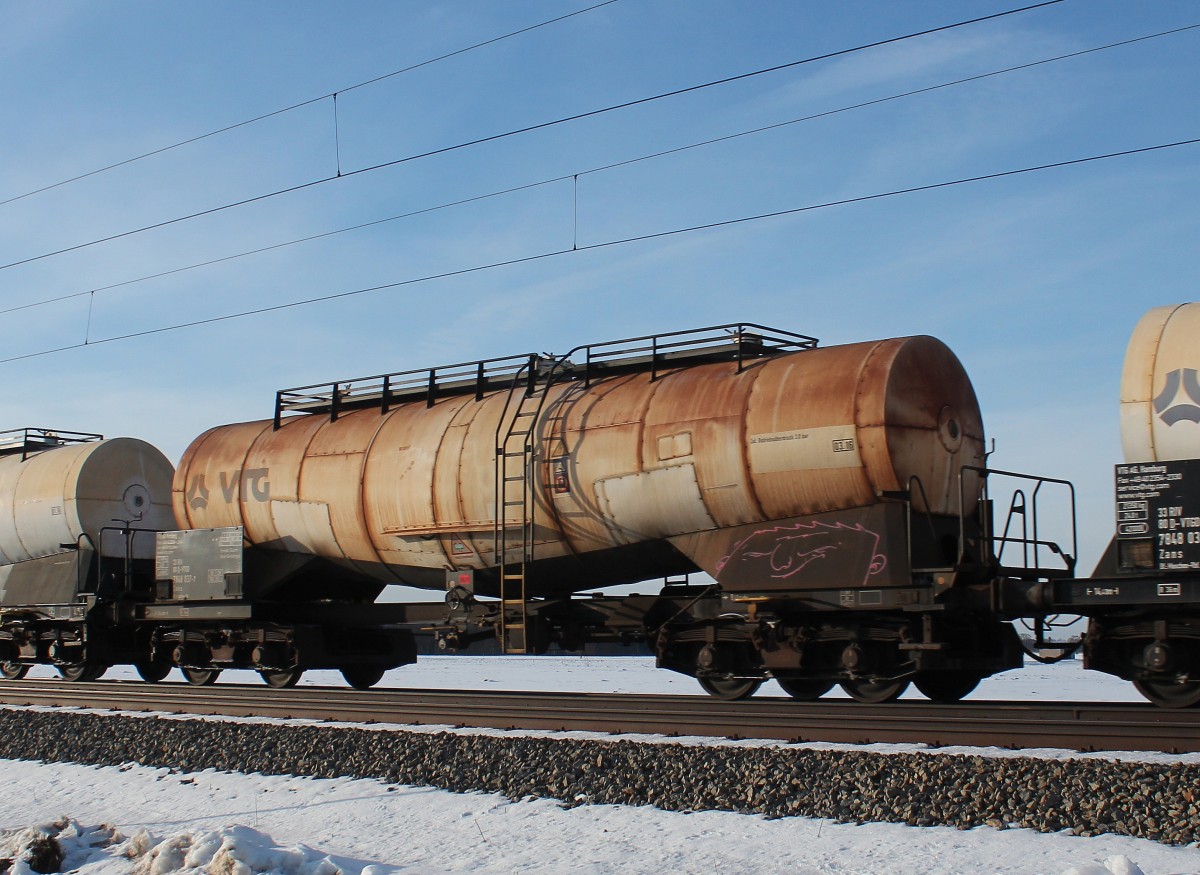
xmin=445 ymin=586 xmax=474 ymax=612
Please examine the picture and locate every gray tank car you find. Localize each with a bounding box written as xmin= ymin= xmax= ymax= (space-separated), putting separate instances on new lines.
xmin=0 ymin=428 xmax=413 ymax=687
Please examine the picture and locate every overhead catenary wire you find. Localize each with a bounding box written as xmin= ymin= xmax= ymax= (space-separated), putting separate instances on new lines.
xmin=0 ymin=0 xmax=1066 ymax=276
xmin=0 ymin=0 xmax=622 ymax=209
xmin=3 ymin=134 xmax=1195 ymax=366
xmin=333 ymin=94 xmax=343 ymax=178
xmin=3 ymin=18 xmax=1191 ymax=320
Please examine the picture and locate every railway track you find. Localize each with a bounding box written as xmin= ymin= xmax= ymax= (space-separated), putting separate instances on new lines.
xmin=0 ymin=680 xmax=1194 ymax=753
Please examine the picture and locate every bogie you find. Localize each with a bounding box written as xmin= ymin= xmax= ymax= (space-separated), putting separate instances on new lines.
xmin=913 ymin=672 xmax=981 ymax=703
xmin=774 ymin=677 xmax=833 ymax=701
xmin=259 ymin=669 xmax=303 ymax=688
xmin=840 ymin=679 xmax=909 ymax=704
xmin=341 ymin=667 xmax=386 ymax=690
xmin=58 ymin=664 xmax=107 ymax=682
xmin=135 ymin=661 xmax=172 ymax=683
xmin=1132 ymin=679 xmax=1200 ymax=709
xmin=697 ymin=676 xmax=762 ymax=701
xmin=181 ymin=667 xmax=221 ymax=686
xmin=0 ymin=662 xmax=29 ymax=680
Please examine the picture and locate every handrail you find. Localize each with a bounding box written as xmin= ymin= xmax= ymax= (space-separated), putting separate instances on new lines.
xmin=272 ymin=322 xmax=818 ymax=427
xmin=0 ymin=428 xmax=104 ymax=460
xmin=958 ymin=465 xmax=1077 ymax=576
xmin=273 ymin=353 xmax=538 ymax=428
xmin=900 ymin=475 xmax=942 ymax=572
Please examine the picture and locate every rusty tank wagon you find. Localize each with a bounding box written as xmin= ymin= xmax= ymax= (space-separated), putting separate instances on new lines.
xmin=168 ymin=325 xmax=1017 ymax=702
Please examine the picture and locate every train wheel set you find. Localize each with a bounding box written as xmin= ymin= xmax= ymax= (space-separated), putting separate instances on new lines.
xmin=0 ymin=309 xmax=1197 ymax=708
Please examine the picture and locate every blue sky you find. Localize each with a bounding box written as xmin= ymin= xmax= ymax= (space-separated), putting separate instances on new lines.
xmin=1 ymin=0 xmax=1197 ymax=570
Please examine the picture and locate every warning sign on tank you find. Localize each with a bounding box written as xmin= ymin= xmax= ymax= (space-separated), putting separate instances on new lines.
xmin=550 ymin=457 xmax=570 ymax=494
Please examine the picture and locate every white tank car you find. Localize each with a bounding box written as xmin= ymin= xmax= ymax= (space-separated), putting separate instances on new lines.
xmin=1121 ymin=302 xmax=1200 ymax=463
xmin=0 ymin=433 xmax=175 ymax=565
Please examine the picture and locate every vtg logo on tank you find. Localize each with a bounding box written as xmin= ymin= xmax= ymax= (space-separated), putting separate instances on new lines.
xmin=1154 ymin=368 xmax=1200 ymax=426
xmin=187 ymin=468 xmax=270 ymax=510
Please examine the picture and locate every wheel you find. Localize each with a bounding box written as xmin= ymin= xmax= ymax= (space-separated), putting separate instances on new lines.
xmin=181 ymin=667 xmax=221 ymax=686
xmin=58 ymin=664 xmax=107 ymax=682
xmin=775 ymin=676 xmax=833 ymax=701
xmin=135 ymin=661 xmax=172 ymax=683
xmin=259 ymin=669 xmax=303 ymax=688
xmin=0 ymin=662 xmax=29 ymax=680
xmin=1134 ymin=679 xmax=1200 ymax=709
xmin=914 ymin=672 xmax=981 ymax=703
xmin=341 ymin=666 xmax=386 ymax=690
xmin=697 ymin=677 xmax=762 ymax=701
xmin=840 ymin=679 xmax=908 ymax=703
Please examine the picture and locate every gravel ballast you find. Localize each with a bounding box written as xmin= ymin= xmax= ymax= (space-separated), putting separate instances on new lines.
xmin=0 ymin=710 xmax=1196 ymax=847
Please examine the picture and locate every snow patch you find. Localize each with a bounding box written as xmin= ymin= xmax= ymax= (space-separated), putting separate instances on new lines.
xmin=0 ymin=818 xmax=354 ymax=875
xmin=1060 ymin=856 xmax=1145 ymax=875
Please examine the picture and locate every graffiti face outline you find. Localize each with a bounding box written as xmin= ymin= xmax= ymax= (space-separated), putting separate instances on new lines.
xmin=715 ymin=520 xmax=887 ymax=586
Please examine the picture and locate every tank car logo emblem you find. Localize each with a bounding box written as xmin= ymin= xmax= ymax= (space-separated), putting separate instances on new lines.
xmin=187 ymin=475 xmax=210 ymax=511
xmin=1153 ymin=368 xmax=1200 ymax=425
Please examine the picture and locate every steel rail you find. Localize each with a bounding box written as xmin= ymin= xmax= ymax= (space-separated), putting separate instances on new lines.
xmin=0 ymin=680 xmax=1195 ymax=753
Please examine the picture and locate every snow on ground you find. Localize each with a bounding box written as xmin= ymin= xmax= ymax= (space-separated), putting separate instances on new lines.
xmin=1 ymin=657 xmax=1196 ymax=874
xmin=0 ymin=759 xmax=1192 ymax=875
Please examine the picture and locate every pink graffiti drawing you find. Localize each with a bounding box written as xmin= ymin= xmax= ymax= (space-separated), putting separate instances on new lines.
xmin=716 ymin=520 xmax=887 ymax=585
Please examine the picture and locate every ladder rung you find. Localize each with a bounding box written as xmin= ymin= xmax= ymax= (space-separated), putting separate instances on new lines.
xmin=501 ymin=451 xmax=527 ymax=457
xmin=514 ymin=410 xmax=537 ymax=417
xmin=503 ymin=475 xmax=525 ymax=482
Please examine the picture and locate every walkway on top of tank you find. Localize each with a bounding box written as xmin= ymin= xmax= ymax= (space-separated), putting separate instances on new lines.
xmin=273 ymin=323 xmax=819 ymax=426
xmin=0 ymin=428 xmax=103 ymax=460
